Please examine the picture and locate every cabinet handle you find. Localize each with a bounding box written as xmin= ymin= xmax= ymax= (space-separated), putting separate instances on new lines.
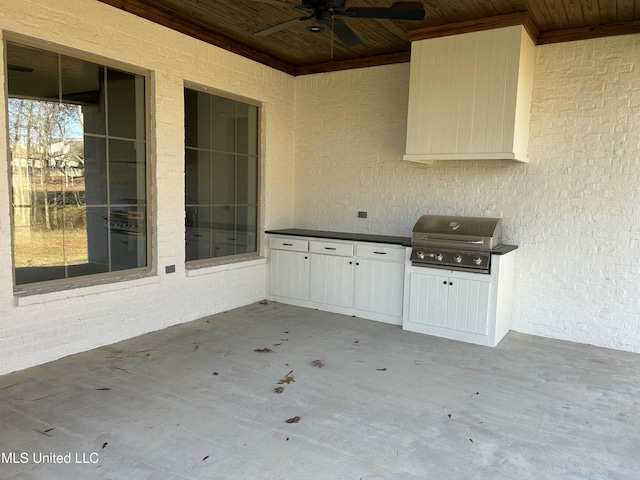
xmin=373 ymin=251 xmax=387 ymax=255
xmin=356 ymin=262 xmax=360 ymax=266
xmin=304 ymin=256 xmax=308 ymax=259
xmin=324 ymin=247 xmax=337 ymax=250
xmin=349 ymin=261 xmax=353 ymax=265
xmin=282 ymin=243 xmax=293 ymax=246
xmin=449 ymin=282 xmax=453 ymax=286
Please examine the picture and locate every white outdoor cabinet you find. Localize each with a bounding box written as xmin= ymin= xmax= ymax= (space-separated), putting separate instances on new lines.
xmin=309 ymin=241 xmax=355 ymax=308
xmin=267 ymin=234 xmax=407 ymax=325
xmin=403 ymin=251 xmax=515 ymax=347
xmin=407 ymin=272 xmax=490 ymax=334
xmin=404 ymin=25 xmax=535 ymax=163
xmin=354 ymin=245 xmax=405 ymax=319
xmin=268 ymin=237 xmax=310 ymax=303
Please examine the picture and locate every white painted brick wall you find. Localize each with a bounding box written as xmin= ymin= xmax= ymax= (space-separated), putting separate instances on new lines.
xmin=294 ymin=35 xmax=640 ymax=354
xmin=0 ymin=0 xmax=296 ymax=374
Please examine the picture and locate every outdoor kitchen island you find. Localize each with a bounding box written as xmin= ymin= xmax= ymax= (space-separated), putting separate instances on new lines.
xmin=266 ymin=226 xmax=517 ymax=347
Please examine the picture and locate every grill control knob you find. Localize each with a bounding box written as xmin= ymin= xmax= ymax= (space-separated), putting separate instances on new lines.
xmin=473 ymin=256 xmax=482 ymax=265
xmin=453 ymin=254 xmax=463 ymax=263
xmin=417 ymin=250 xmax=426 ymax=259
xmin=435 ymin=252 xmax=443 ymax=261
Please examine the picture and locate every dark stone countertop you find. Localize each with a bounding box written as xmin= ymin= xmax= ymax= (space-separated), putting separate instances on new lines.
xmin=265 ymin=229 xmax=518 ymax=254
xmin=265 ymin=229 xmax=411 ymax=246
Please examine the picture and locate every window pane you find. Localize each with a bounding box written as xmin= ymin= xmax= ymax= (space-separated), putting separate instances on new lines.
xmin=185 ymin=149 xmax=211 ymax=205
xmin=185 ymin=89 xmax=210 ymax=149
xmin=211 ymin=152 xmax=235 ymax=205
xmin=6 ymin=42 xmax=59 ymax=99
xmin=61 ymin=56 xmax=104 ymax=136
xmin=186 ymin=206 xmax=211 ymax=261
xmin=107 ymin=69 xmax=141 ymax=139
xmin=86 ymin=206 xmax=109 ymax=268
xmin=211 ymin=96 xmax=235 ymax=152
xmin=236 ymin=103 xmax=258 ymax=156
xmin=109 ymin=204 xmax=146 ymax=271
xmin=236 ymin=206 xmax=258 ymax=254
xmin=109 ymin=139 xmax=146 ymax=203
xmin=84 ymin=136 xmax=107 ymax=205
xmin=236 ymin=155 xmax=258 ymax=205
xmin=212 ymin=206 xmax=236 ymax=257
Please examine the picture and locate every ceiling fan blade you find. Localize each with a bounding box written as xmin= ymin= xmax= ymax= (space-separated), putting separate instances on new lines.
xmin=328 ymin=18 xmax=363 ymax=47
xmin=7 ymin=64 xmax=34 ymax=73
xmin=249 ymin=0 xmax=314 ymax=13
xmin=341 ymin=6 xmax=426 ymax=21
xmin=248 ymin=0 xmax=299 ymax=7
xmin=254 ymin=16 xmax=308 ymax=36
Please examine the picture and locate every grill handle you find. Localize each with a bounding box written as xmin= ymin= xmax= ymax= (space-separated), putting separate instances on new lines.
xmin=419 ymin=236 xmax=484 ymax=245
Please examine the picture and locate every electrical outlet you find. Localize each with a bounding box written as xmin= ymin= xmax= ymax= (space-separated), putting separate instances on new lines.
xmin=165 ymin=265 xmax=176 ymax=274
xmin=358 ymin=211 xmax=368 ymax=218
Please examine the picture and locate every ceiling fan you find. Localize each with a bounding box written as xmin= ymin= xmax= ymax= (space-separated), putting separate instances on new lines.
xmin=251 ymin=0 xmax=426 ymax=47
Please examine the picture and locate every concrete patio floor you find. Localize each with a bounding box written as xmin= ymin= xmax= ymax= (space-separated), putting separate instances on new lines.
xmin=1 ymin=301 xmax=639 ymax=479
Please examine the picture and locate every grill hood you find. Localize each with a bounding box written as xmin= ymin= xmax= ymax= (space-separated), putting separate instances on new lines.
xmin=412 ymin=215 xmax=503 ymax=251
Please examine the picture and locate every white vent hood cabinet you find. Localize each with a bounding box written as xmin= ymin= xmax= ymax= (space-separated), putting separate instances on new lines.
xmin=404 ymin=25 xmax=535 ymax=163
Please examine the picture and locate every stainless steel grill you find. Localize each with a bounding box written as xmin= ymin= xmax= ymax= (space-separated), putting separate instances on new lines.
xmin=410 ymin=215 xmax=503 ymax=273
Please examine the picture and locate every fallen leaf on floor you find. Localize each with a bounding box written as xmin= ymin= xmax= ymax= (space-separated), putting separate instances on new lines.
xmin=448 ymin=414 xmax=452 ymax=419
xmin=284 ymin=331 xmax=289 ymax=334
xmin=376 ymin=368 xmax=387 ymax=371
xmin=192 ymin=343 xmax=200 ymax=352
xmin=102 ymin=442 xmax=108 ymax=449
xmin=254 ymin=348 xmax=273 ymax=353
xmin=44 ymin=428 xmax=54 ymax=433
xmin=95 ymin=388 xmax=111 ymax=391
xmin=212 ymin=372 xmax=219 ymax=376
xmin=278 ymin=375 xmax=295 ymax=384
xmin=202 ymin=455 xmax=209 ymax=461
xmin=281 ymin=339 xmax=289 ymax=342
xmin=33 ymin=429 xmax=52 ymax=437
xmin=275 ymin=386 xmax=284 ymax=394
xmin=286 ymin=437 xmax=289 ymax=441
xmin=354 ymin=340 xmax=359 ymax=344
xmin=285 ymin=416 xmax=301 ymax=423
xmin=469 ymin=438 xmax=474 ymax=443
xmin=313 ymin=360 xmax=325 ymax=368
xmin=258 ymin=300 xmax=269 ymax=305
xmin=273 ymin=343 xmax=282 ymax=346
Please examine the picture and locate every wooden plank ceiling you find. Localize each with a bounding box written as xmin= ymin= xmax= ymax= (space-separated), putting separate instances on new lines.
xmin=98 ymin=0 xmax=640 ymax=75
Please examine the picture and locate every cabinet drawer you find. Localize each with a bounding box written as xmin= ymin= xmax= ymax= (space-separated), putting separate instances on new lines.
xmin=309 ymin=241 xmax=354 ymax=257
xmin=356 ymin=244 xmax=406 ymax=262
xmin=269 ymin=237 xmax=309 ymax=253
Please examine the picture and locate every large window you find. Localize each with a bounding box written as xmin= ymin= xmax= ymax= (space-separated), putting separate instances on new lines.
xmin=184 ymin=87 xmax=259 ymax=263
xmin=6 ymin=41 xmax=148 ymax=288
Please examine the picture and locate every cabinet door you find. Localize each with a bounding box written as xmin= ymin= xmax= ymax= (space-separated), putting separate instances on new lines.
xmin=354 ymin=259 xmax=404 ymax=316
xmin=447 ymin=277 xmax=490 ymax=335
xmin=269 ymin=249 xmax=310 ymax=300
xmin=309 ymin=254 xmax=354 ymax=307
xmin=407 ymin=272 xmax=450 ymax=326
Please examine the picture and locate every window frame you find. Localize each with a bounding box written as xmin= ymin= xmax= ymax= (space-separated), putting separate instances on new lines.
xmin=4 ymin=33 xmax=154 ymax=294
xmin=183 ymin=81 xmax=262 ymax=269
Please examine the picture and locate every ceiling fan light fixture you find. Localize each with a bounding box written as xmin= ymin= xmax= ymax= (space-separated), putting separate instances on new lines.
xmin=307 ymin=25 xmax=323 ymax=33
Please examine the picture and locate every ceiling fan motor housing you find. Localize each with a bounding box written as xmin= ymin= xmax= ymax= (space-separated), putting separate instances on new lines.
xmin=303 ymin=0 xmax=346 ymax=10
